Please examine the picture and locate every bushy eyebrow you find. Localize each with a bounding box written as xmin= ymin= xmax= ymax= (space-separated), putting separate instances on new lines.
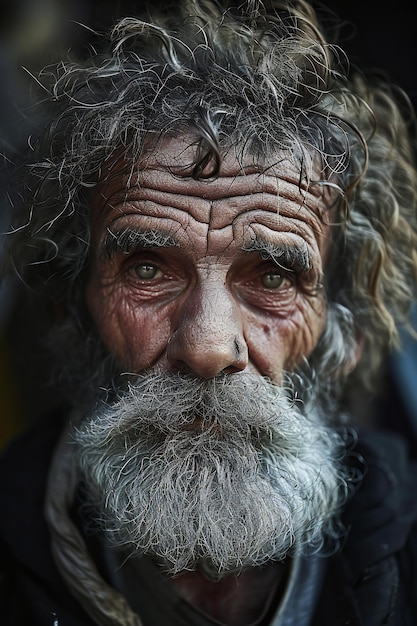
xmin=100 ymin=227 xmax=179 ymax=259
xmin=242 ymin=236 xmax=311 ymax=273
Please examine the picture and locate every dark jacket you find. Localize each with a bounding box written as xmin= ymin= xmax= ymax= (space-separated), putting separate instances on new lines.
xmin=1 ymin=410 xmax=417 ymax=626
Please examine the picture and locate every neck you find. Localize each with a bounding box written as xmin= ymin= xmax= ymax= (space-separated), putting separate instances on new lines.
xmin=169 ymin=561 xmax=289 ymax=626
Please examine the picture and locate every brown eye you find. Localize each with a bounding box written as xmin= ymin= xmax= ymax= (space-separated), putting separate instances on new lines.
xmin=261 ymin=272 xmax=285 ymax=289
xmin=134 ymin=264 xmax=160 ymax=280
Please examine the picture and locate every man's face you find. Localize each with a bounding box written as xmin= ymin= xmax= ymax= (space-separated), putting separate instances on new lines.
xmin=76 ymin=137 xmax=346 ymax=577
xmin=86 ymin=137 xmax=331 ymax=383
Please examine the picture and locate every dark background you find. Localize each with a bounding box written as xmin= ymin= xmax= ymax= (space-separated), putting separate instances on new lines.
xmin=0 ymin=0 xmax=416 ymax=448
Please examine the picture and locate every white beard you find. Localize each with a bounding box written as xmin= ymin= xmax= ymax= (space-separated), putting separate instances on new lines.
xmin=74 ymin=371 xmax=350 ymax=579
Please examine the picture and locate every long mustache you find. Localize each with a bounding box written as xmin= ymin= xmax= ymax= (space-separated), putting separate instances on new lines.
xmin=85 ymin=370 xmax=298 ymax=441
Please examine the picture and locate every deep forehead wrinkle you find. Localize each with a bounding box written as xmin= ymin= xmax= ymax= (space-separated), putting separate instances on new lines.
xmin=242 ymin=233 xmax=311 ymax=273
xmin=133 ymin=168 xmax=324 ymax=202
xmin=96 ymin=177 xmax=324 ymax=233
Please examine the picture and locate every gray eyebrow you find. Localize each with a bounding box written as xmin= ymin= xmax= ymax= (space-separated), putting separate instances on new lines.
xmin=242 ymin=236 xmax=311 ymax=273
xmin=101 ymin=227 xmax=179 ymax=259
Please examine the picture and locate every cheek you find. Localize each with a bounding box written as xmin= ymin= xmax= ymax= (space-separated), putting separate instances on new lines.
xmin=244 ymin=296 xmax=327 ymax=381
xmin=86 ymin=279 xmax=173 ymax=371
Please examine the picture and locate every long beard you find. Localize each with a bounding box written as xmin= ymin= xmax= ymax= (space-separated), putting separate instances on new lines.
xmin=74 ymin=371 xmax=350 ymax=579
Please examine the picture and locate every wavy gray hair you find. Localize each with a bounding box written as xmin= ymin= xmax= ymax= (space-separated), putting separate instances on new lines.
xmin=3 ymin=0 xmax=417 ymax=408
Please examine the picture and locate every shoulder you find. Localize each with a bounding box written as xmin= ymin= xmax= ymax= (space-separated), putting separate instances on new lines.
xmin=0 ymin=409 xmax=95 ymax=625
xmin=313 ymin=428 xmax=417 ymax=625
xmin=0 ymin=410 xmax=67 ymax=536
xmin=319 ymin=428 xmax=417 ymax=625
xmin=343 ymin=428 xmax=417 ymax=563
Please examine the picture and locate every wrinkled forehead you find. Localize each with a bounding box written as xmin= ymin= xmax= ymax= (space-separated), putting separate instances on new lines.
xmin=91 ymin=134 xmax=339 ymax=221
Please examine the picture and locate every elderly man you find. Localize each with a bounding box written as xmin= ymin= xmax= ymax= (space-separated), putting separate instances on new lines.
xmin=1 ymin=1 xmax=417 ymax=624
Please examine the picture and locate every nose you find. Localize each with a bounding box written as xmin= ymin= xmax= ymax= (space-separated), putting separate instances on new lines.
xmin=166 ymin=282 xmax=248 ymax=379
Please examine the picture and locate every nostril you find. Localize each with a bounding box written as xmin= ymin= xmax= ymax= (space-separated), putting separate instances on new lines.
xmin=223 ymin=364 xmax=244 ymax=375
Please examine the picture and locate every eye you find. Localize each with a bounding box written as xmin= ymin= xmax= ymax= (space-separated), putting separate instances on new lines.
xmin=133 ymin=263 xmax=161 ymax=280
xmin=261 ymin=271 xmax=285 ymax=289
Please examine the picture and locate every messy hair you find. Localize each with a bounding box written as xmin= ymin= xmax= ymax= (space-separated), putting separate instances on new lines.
xmin=3 ymin=0 xmax=417 ymax=402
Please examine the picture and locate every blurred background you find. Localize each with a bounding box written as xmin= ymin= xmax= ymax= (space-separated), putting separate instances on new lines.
xmin=0 ymin=0 xmax=416 ymax=450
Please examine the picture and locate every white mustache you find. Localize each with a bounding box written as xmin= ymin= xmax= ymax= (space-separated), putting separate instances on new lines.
xmin=91 ymin=370 xmax=296 ymax=439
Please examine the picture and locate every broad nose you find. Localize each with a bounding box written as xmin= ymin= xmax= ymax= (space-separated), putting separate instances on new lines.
xmin=166 ymin=283 xmax=248 ymax=379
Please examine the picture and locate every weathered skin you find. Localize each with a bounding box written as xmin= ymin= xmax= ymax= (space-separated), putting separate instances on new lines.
xmin=86 ymin=137 xmax=332 ymax=386
xmin=85 ymin=138 xmax=335 ymax=622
